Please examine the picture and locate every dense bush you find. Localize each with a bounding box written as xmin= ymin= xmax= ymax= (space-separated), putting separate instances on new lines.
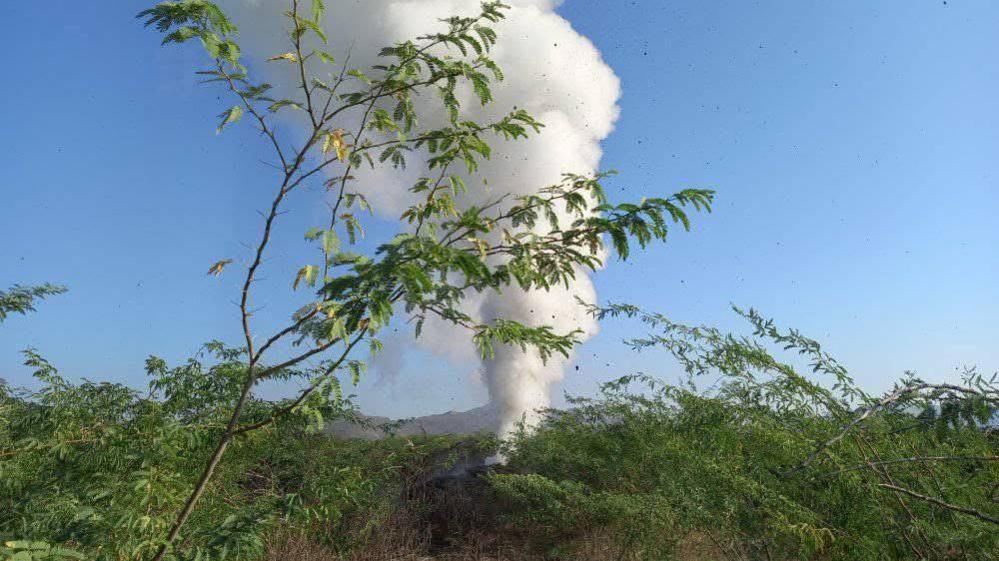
xmin=3 ymin=308 xmax=995 ymax=561
xmin=0 ymin=345 xmax=496 ymax=561
xmin=494 ymin=307 xmax=998 ymax=560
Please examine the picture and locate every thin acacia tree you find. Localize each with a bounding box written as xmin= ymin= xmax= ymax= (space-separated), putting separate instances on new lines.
xmin=137 ymin=0 xmax=713 ymax=557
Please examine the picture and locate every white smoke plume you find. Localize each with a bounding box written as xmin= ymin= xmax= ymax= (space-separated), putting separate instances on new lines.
xmin=220 ymin=0 xmax=620 ymax=437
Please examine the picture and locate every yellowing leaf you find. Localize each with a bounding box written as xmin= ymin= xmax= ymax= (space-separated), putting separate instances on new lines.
xmin=467 ymin=237 xmax=488 ymax=258
xmin=266 ymin=52 xmax=298 ymax=62
xmin=322 ymin=129 xmax=350 ymax=162
xmin=207 ymin=259 xmax=233 ymax=277
xmin=293 ymin=265 xmax=318 ymax=290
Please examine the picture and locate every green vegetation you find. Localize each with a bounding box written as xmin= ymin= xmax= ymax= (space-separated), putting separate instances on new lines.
xmin=2 ymin=308 xmax=996 ymax=560
xmin=0 ymin=350 xmax=494 ymax=559
xmin=495 ymin=306 xmax=998 ymax=560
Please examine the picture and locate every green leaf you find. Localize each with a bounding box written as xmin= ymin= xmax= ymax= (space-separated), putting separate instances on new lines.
xmin=268 ymin=99 xmax=303 ymax=112
xmin=321 ymin=230 xmax=340 ymax=254
xmin=347 ymin=69 xmax=371 ymax=84
xmin=317 ymin=50 xmax=336 ymax=65
xmin=216 ymin=105 xmax=243 ymax=134
xmin=300 ymin=18 xmax=327 ymax=43
xmin=312 ymin=0 xmax=325 ymax=20
xmin=0 ymin=283 xmax=67 ymax=323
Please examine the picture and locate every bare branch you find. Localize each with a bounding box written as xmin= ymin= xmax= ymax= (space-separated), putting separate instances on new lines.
xmin=878 ymin=484 xmax=999 ymax=525
xmin=785 ymin=382 xmax=998 ymax=477
xmin=818 ymin=456 xmax=999 ymax=479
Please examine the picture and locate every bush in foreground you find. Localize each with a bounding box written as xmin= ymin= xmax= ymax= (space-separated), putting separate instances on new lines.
xmin=2 ymin=309 xmax=996 ymax=560
xmin=494 ymin=307 xmax=998 ymax=560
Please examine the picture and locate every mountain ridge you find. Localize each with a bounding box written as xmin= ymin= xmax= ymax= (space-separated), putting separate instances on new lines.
xmin=326 ymin=404 xmax=501 ymax=439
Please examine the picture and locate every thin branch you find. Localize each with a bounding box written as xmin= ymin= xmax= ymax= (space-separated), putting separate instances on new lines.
xmin=234 ymin=332 xmax=366 ymax=435
xmin=322 ymin=63 xmax=487 ymax=125
xmin=253 ymin=334 xmax=347 ymax=381
xmin=253 ymin=307 xmax=320 ymax=361
xmin=785 ymin=383 xmax=997 ymax=477
xmin=323 ymin=83 xmax=385 ymax=281
xmin=878 ymin=484 xmax=999 ymax=525
xmin=290 ymin=0 xmax=318 ymax=129
xmin=150 ymin=370 xmax=257 ymax=561
xmin=818 ymin=456 xmax=999 ymax=479
xmin=217 ymin=62 xmax=288 ymax=172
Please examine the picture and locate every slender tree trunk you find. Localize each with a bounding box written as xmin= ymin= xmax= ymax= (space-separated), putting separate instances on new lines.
xmin=150 ymin=372 xmax=256 ymax=561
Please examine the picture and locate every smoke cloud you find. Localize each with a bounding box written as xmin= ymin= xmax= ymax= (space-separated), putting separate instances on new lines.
xmin=220 ymin=0 xmax=620 ymax=436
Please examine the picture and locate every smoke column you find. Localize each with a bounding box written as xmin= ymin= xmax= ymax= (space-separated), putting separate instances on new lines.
xmin=221 ymin=0 xmax=620 ymax=437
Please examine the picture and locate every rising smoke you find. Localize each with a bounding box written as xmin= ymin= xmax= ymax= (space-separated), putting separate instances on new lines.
xmin=220 ymin=0 xmax=621 ymax=437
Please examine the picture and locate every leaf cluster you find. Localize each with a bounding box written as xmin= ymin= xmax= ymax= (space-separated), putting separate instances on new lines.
xmin=0 ymin=285 xmax=66 ymax=324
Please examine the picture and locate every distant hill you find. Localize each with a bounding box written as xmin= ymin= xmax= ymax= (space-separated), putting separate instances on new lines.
xmin=327 ymin=404 xmax=501 ymax=439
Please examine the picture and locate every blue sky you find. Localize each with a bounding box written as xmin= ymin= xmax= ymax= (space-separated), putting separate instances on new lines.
xmin=2 ymin=1 xmax=996 ymax=417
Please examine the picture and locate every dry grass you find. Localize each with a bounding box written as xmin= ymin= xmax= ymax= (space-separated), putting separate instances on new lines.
xmin=265 ymin=514 xmax=734 ymax=561
xmin=265 ymin=530 xmax=340 ymax=561
xmin=263 ymin=526 xmax=537 ymax=561
xmin=265 ymin=530 xmax=733 ymax=561
xmin=262 ymin=447 xmax=733 ymax=561
xmin=263 ymin=483 xmax=542 ymax=561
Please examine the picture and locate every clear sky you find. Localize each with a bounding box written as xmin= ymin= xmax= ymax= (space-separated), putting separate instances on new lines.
xmin=2 ymin=1 xmax=996 ymax=417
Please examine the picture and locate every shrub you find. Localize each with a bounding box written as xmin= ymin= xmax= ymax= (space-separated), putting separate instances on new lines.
xmin=0 ymin=346 xmax=496 ymax=561
xmin=495 ymin=306 xmax=998 ymax=560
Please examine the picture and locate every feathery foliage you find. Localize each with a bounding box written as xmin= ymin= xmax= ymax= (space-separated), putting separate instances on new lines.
xmin=3 ymin=310 xmax=995 ymax=560
xmin=0 ymin=285 xmax=66 ymax=324
xmin=494 ymin=306 xmax=998 ymax=560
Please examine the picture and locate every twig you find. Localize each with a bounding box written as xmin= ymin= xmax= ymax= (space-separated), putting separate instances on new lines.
xmin=818 ymin=456 xmax=999 ymax=479
xmin=878 ymin=484 xmax=999 ymax=525
xmin=784 ymin=382 xmax=996 ymax=477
